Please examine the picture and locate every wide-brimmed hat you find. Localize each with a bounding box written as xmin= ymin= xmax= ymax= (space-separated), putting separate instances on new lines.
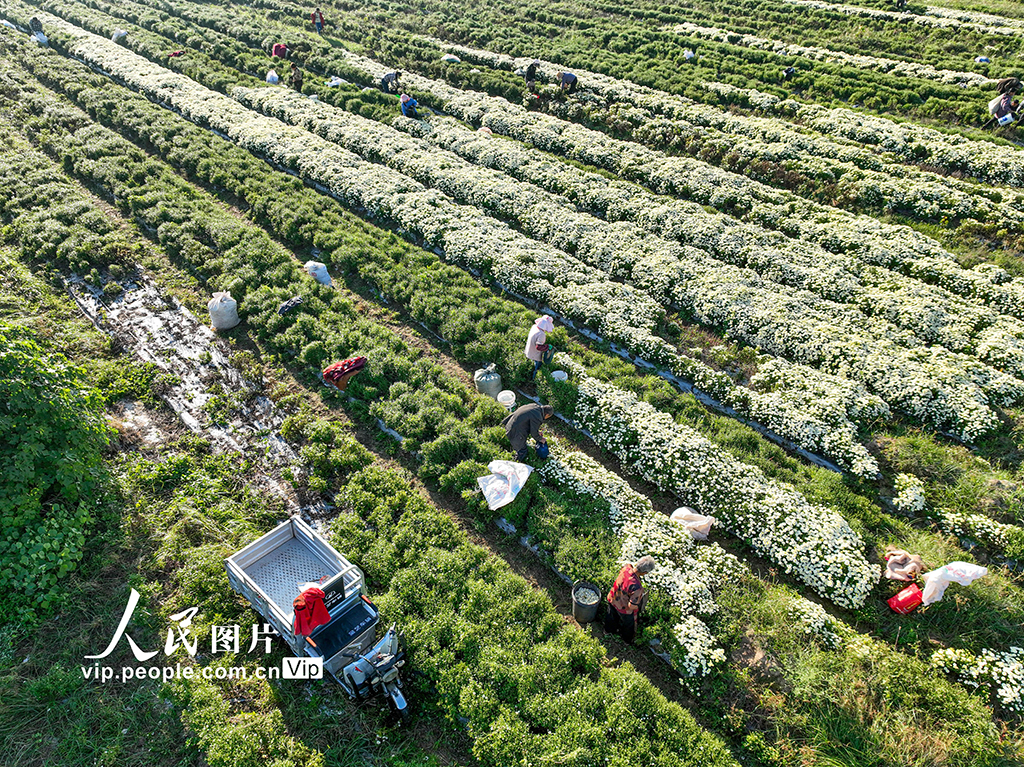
xmin=400 ymin=93 xmax=411 ymax=103
xmin=534 ymin=315 xmax=554 ymax=332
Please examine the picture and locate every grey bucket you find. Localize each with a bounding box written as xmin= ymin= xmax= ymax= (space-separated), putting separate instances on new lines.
xmin=571 ymin=580 xmax=602 ymax=623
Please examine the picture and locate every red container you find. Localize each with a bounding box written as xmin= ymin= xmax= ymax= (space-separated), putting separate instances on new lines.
xmin=887 ymin=583 xmax=923 ymax=614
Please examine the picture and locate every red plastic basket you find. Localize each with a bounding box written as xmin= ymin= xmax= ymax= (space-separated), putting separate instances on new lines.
xmin=887 ymin=583 xmax=923 ymax=614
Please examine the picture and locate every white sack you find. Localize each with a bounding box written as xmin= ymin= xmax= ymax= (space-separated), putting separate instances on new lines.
xmin=477 ymin=460 xmax=532 ymax=510
xmin=670 ymin=506 xmax=716 ymax=540
xmin=304 ymin=260 xmax=332 ymax=286
xmin=208 ymin=291 xmax=240 ymax=330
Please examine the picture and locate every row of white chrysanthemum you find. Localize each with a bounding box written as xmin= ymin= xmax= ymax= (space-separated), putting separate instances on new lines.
xmin=330 ymin=46 xmax=1024 ymax=321
xmin=893 ymin=473 xmax=1024 ymax=557
xmin=61 ymin=17 xmax=1024 ymax=449
xmin=226 ymin=92 xmax=1024 ymax=457
xmin=233 ymin=87 xmax=1024 ymax=388
xmin=554 ymin=353 xmax=880 ymax=608
xmin=424 ymin=34 xmax=1024 ymax=190
xmin=668 ymin=22 xmax=992 ymax=87
xmin=539 ymin=448 xmax=742 ymax=679
xmin=781 ymin=0 xmax=1024 ymax=37
xmin=932 ymin=646 xmax=1024 ymax=714
xmin=385 ymin=108 xmax=1024 ymax=381
xmin=43 ymin=11 xmax=892 ymax=473
xmin=702 ymin=81 xmax=1024 ymax=190
xmin=425 ymin=35 xmax=1024 ymax=234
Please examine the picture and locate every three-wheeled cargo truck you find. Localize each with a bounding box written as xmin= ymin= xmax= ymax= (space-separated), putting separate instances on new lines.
xmin=225 ymin=516 xmax=408 ymax=715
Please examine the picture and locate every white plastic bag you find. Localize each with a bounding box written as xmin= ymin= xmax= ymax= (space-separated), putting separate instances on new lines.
xmin=266 ymin=69 xmax=280 ymax=84
xmin=326 ymin=76 xmax=345 ymax=87
xmin=303 ymin=260 xmax=332 ymax=286
xmin=670 ymin=506 xmax=716 ymax=540
xmin=32 ymin=31 xmax=48 ymax=46
xmin=921 ymin=561 xmax=987 ymax=606
xmin=208 ymin=291 xmax=240 ymax=330
xmin=477 ymin=460 xmax=533 ymax=510
xmin=441 ymin=53 xmax=461 ymax=63
xmin=111 ymin=28 xmax=127 ymax=42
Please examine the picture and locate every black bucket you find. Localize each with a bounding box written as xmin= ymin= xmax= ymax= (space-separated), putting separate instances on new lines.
xmin=571 ymin=580 xmax=602 ymax=623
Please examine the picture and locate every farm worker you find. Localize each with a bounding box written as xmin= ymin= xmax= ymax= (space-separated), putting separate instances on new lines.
xmin=272 ymin=42 xmax=287 ymax=58
xmin=501 ymin=403 xmax=553 ymax=462
xmin=290 ymin=63 xmax=304 ymax=91
xmin=400 ymin=94 xmax=419 ymax=118
xmin=380 ymin=71 xmax=402 ymax=93
xmin=525 ymin=314 xmax=554 ymax=380
xmin=311 ymin=7 xmax=325 ymax=34
xmin=29 ymin=16 xmax=43 ymax=33
xmin=555 ymin=71 xmax=578 ymax=94
xmin=604 ymin=556 xmax=656 ymax=644
xmin=524 ymin=59 xmax=540 ymax=90
xmin=984 ymin=88 xmax=1019 ymax=129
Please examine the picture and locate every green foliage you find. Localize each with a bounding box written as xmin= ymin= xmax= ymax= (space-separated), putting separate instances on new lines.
xmin=0 ymin=323 xmax=110 ymax=625
xmin=171 ymin=675 xmax=325 ymax=767
xmin=330 ymin=466 xmax=736 ymax=767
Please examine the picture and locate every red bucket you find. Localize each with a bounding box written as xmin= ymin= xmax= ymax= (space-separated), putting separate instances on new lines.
xmin=887 ymin=583 xmax=922 ymax=614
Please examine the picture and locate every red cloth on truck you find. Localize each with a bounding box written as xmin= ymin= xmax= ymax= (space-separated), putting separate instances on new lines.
xmin=293 ymin=587 xmax=332 ymax=636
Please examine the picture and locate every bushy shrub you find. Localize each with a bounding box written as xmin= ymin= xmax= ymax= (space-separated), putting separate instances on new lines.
xmin=0 ymin=324 xmax=111 ymax=624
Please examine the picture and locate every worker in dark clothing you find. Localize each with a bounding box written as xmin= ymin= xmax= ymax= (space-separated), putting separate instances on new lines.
xmin=604 ymin=556 xmax=656 ymax=644
xmin=782 ymin=66 xmax=796 ymax=80
xmin=290 ymin=63 xmax=304 ymax=91
xmin=380 ymin=71 xmax=401 ymax=94
xmin=29 ymin=16 xmax=43 ymax=33
xmin=524 ymin=59 xmax=540 ymax=90
xmin=501 ymin=403 xmax=553 ymax=462
xmin=400 ymin=94 xmax=420 ymax=118
xmin=555 ymin=71 xmax=578 ymax=94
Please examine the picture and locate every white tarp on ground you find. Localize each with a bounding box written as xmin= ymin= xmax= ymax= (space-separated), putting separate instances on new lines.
xmin=477 ymin=460 xmax=532 ymax=510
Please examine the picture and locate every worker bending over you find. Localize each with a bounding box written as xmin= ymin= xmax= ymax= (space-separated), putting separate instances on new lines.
xmin=555 ymin=71 xmax=578 ymax=94
xmin=605 ymin=556 xmax=656 ymax=644
xmin=524 ymin=59 xmax=540 ymax=90
xmin=380 ymin=71 xmax=402 ymax=94
xmin=400 ymin=94 xmax=419 ymax=118
xmin=984 ymin=78 xmax=1021 ymax=128
xmin=502 ymin=402 xmax=553 ymax=461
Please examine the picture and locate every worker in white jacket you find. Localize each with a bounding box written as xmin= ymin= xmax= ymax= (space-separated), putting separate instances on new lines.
xmin=525 ymin=315 xmax=554 ymax=380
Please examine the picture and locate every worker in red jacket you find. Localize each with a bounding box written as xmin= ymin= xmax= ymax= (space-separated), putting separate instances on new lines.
xmin=604 ymin=556 xmax=655 ymax=644
xmin=311 ymin=7 xmax=325 ymax=34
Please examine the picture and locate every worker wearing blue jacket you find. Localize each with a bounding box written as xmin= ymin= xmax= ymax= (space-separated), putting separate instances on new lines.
xmin=400 ymin=94 xmax=419 ymax=118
